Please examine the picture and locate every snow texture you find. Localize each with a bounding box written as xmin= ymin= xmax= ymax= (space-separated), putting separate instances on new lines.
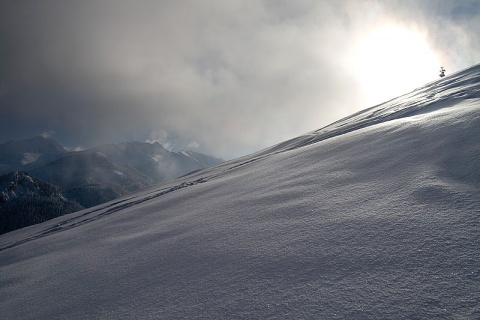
xmin=1 ymin=65 xmax=480 ymax=319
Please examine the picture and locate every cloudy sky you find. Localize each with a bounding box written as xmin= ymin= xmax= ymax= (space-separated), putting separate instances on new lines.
xmin=1 ymin=0 xmax=479 ymax=159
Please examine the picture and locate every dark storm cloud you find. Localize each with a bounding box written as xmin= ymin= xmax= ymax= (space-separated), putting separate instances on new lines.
xmin=1 ymin=0 xmax=479 ymax=159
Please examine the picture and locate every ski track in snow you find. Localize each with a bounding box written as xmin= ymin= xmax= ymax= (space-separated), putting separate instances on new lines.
xmin=0 ymin=177 xmax=210 ymax=252
xmin=1 ymin=64 xmax=480 ymax=319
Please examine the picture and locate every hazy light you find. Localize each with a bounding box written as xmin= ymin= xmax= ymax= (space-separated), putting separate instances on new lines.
xmin=351 ymin=24 xmax=441 ymax=106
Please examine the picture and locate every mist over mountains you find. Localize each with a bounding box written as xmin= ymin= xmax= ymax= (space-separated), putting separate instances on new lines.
xmin=0 ymin=137 xmax=223 ymax=233
xmin=0 ymin=135 xmax=67 ymax=172
xmin=1 ymin=64 xmax=480 ymax=318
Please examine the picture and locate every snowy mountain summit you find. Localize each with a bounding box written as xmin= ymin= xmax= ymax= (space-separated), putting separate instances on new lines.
xmin=1 ymin=65 xmax=479 ymax=319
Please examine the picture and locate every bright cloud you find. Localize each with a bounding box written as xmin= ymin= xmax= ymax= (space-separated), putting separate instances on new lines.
xmin=350 ymin=23 xmax=441 ymax=106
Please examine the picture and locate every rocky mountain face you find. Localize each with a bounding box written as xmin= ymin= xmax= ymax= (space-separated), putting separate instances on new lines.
xmin=0 ymin=137 xmax=223 ymax=233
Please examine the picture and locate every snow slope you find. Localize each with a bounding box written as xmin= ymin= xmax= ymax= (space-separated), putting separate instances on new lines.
xmin=1 ymin=65 xmax=479 ymax=319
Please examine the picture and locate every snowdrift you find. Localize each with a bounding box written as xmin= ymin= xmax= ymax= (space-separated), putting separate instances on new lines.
xmin=1 ymin=65 xmax=479 ymax=319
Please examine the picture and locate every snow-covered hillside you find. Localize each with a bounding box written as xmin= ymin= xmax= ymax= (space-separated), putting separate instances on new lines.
xmin=1 ymin=65 xmax=479 ymax=319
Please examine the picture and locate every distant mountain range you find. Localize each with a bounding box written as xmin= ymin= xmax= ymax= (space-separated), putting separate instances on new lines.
xmin=0 ymin=136 xmax=223 ymax=234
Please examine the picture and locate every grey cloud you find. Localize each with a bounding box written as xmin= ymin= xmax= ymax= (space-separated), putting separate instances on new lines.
xmin=1 ymin=0 xmax=479 ymax=159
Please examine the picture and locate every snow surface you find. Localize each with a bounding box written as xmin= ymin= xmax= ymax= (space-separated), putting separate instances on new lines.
xmin=20 ymin=152 xmax=41 ymax=165
xmin=113 ymin=170 xmax=124 ymax=177
xmin=1 ymin=65 xmax=480 ymax=319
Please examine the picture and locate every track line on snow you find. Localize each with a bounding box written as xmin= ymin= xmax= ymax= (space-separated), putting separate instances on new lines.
xmin=0 ymin=177 xmax=209 ymax=252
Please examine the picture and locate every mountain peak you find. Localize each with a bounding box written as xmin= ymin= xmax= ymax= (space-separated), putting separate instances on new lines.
xmin=0 ymin=136 xmax=67 ymax=173
xmin=0 ymin=135 xmax=66 ymax=154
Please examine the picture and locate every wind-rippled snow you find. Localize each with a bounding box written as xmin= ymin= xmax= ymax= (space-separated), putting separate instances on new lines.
xmin=1 ymin=65 xmax=480 ymax=319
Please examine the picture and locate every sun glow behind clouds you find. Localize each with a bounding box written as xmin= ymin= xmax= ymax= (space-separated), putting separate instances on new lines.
xmin=351 ymin=24 xmax=441 ymax=107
